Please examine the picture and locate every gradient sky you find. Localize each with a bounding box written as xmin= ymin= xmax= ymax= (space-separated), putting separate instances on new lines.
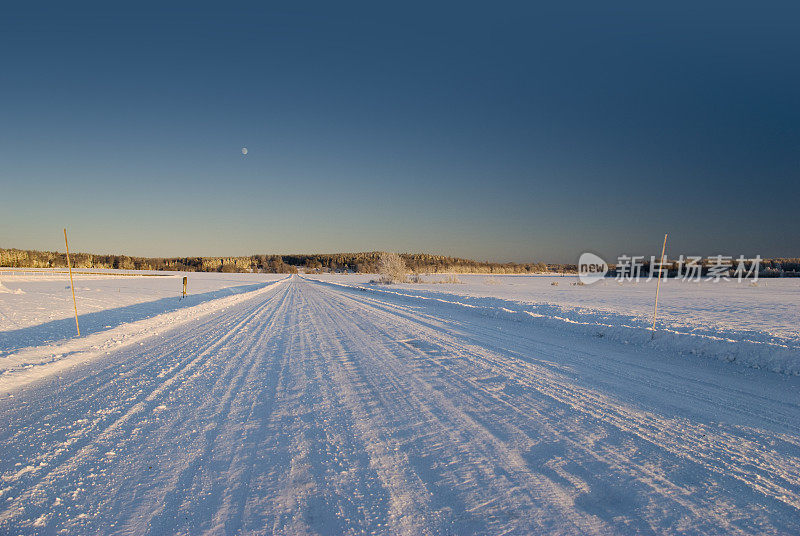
xmin=2 ymin=2 xmax=798 ymax=263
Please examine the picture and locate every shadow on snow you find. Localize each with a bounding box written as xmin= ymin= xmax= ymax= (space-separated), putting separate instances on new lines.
xmin=0 ymin=282 xmax=270 ymax=355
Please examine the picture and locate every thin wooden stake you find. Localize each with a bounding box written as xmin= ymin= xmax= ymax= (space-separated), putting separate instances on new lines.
xmin=64 ymin=228 xmax=80 ymax=336
xmin=651 ymin=233 xmax=668 ymax=336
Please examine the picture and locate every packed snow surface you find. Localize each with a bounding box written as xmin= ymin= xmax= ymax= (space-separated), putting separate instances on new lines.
xmin=1 ymin=273 xmax=799 ymax=534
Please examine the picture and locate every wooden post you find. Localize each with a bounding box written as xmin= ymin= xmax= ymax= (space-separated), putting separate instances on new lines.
xmin=64 ymin=228 xmax=80 ymax=336
xmin=651 ymin=233 xmax=668 ymax=335
xmin=182 ymin=276 xmax=187 ymax=298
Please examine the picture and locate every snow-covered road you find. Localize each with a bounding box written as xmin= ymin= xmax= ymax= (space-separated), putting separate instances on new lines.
xmin=1 ymin=276 xmax=799 ymax=534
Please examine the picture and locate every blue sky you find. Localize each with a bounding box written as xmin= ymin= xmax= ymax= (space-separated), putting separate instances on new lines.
xmin=2 ymin=2 xmax=798 ymax=263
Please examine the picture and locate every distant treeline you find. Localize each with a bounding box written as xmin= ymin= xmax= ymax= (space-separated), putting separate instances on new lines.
xmin=0 ymin=248 xmax=562 ymax=274
xmin=4 ymin=247 xmax=797 ymax=277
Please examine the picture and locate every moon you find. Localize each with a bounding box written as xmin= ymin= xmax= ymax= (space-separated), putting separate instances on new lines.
xmin=241 ymin=147 xmax=248 ymax=155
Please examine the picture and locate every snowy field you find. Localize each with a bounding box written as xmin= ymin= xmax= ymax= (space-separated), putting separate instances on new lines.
xmin=0 ymin=270 xmax=286 ymax=354
xmin=0 ymin=269 xmax=286 ymax=334
xmin=1 ymin=272 xmax=799 ymax=534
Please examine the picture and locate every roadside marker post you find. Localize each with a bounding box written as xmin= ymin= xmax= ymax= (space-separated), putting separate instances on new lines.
xmin=651 ymin=233 xmax=668 ymax=338
xmin=64 ymin=228 xmax=81 ymax=336
xmin=182 ymin=276 xmax=187 ymax=299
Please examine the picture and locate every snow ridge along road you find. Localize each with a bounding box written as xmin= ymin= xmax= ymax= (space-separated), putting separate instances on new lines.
xmin=1 ymin=276 xmax=799 ymax=534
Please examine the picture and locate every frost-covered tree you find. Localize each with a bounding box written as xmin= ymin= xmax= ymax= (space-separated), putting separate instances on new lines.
xmin=378 ymin=252 xmax=408 ymax=283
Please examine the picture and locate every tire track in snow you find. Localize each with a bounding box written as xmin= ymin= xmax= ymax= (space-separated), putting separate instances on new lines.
xmin=296 ymin=284 xmax=438 ymax=535
xmin=310 ymin=279 xmax=800 ymax=534
xmin=303 ymin=281 xmax=606 ymax=535
xmin=141 ymin=281 xmax=294 ymax=535
xmin=257 ymin=284 xmax=394 ymax=535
